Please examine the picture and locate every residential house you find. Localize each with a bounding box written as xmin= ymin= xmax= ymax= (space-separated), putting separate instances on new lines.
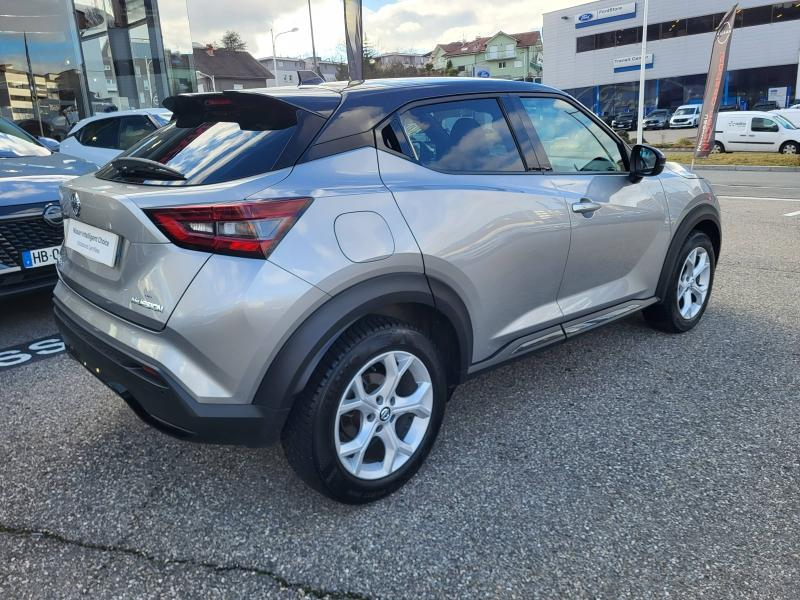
xmin=375 ymin=52 xmax=428 ymax=68
xmin=303 ymin=58 xmax=342 ymax=82
xmin=430 ymin=31 xmax=543 ymax=81
xmin=193 ymin=45 xmax=272 ymax=92
xmin=258 ymin=57 xmax=306 ymax=86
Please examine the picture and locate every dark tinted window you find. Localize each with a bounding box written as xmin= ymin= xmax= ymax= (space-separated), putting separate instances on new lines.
xmin=751 ymin=117 xmax=779 ymax=132
xmin=742 ymin=5 xmax=774 ymax=26
xmin=615 ymin=27 xmax=639 ymax=46
xmin=773 ymin=2 xmax=800 ymax=22
xmin=78 ymin=118 xmax=120 ymax=148
xmin=661 ymin=19 xmax=688 ymax=38
xmin=398 ymin=99 xmax=523 ymax=173
xmin=117 ymin=115 xmax=157 ymax=150
xmin=646 ymin=23 xmax=661 ymax=41
xmin=0 ymin=118 xmax=49 ymax=158
xmin=576 ymin=35 xmax=595 ymax=53
xmin=687 ymin=14 xmax=716 ymax=34
xmin=596 ymin=30 xmax=616 ymax=49
xmin=108 ymin=121 xmax=297 ymax=185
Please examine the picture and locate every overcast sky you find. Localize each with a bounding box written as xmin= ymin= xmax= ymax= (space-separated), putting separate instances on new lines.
xmin=185 ymin=0 xmax=580 ymax=60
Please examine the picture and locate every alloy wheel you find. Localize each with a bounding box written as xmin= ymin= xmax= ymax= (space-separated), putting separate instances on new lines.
xmin=334 ymin=351 xmax=433 ymax=480
xmin=781 ymin=143 xmax=798 ymax=155
xmin=677 ymin=247 xmax=711 ymax=320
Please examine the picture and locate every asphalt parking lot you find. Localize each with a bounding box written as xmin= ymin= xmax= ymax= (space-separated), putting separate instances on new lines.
xmin=1 ymin=169 xmax=799 ymax=599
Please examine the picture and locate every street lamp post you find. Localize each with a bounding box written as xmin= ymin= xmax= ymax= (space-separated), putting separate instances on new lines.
xmin=636 ymin=0 xmax=650 ymax=144
xmin=270 ymin=26 xmax=299 ymax=87
xmin=307 ymin=0 xmax=319 ymax=75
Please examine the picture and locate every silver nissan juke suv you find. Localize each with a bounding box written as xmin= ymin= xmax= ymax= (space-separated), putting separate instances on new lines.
xmin=54 ymin=78 xmax=721 ymax=503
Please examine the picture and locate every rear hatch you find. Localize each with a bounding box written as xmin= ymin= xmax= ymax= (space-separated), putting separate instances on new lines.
xmin=58 ymin=89 xmax=338 ymax=330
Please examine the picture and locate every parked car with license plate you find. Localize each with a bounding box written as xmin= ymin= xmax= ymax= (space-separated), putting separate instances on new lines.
xmin=55 ymin=79 xmax=721 ymax=503
xmin=59 ymin=108 xmax=171 ymax=167
xmin=0 ymin=118 xmax=95 ymax=297
xmin=611 ymin=113 xmax=637 ymax=130
xmin=642 ymin=109 xmax=672 ymax=130
xmin=669 ymin=104 xmax=702 ymax=128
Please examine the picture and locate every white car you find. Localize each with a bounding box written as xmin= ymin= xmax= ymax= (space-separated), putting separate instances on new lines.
xmin=669 ymin=105 xmax=702 ymax=129
xmin=59 ymin=108 xmax=171 ymax=166
xmin=712 ymin=111 xmax=799 ymax=154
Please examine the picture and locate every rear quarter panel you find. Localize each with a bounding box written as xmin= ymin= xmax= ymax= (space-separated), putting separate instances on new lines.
xmin=266 ymin=147 xmax=424 ymax=293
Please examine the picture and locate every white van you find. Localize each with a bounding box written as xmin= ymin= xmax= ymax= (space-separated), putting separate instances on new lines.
xmin=713 ymin=111 xmax=800 ymax=154
xmin=773 ymin=109 xmax=800 ymax=128
xmin=669 ymin=105 xmax=702 ymax=128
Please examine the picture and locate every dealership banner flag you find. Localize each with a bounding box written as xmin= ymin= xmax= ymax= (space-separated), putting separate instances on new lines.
xmin=695 ymin=4 xmax=738 ymax=159
xmin=343 ymin=0 xmax=363 ymax=81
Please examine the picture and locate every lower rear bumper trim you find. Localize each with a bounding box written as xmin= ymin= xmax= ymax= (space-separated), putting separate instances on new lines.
xmin=54 ymin=299 xmax=288 ymax=447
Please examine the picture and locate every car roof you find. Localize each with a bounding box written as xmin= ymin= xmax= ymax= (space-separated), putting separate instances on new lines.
xmin=719 ymin=111 xmax=777 ymax=117
xmin=172 ymin=77 xmax=564 ymax=147
xmin=316 ymin=77 xmax=561 ymax=144
xmin=69 ymin=108 xmax=172 ymax=133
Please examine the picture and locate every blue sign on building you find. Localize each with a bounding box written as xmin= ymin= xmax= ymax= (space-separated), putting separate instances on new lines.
xmin=575 ymin=2 xmax=637 ymax=28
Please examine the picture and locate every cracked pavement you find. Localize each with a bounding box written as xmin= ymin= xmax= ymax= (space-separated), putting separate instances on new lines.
xmin=1 ymin=170 xmax=799 ymax=598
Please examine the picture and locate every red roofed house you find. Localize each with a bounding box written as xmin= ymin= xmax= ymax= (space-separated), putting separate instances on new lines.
xmin=429 ymin=30 xmax=542 ymax=81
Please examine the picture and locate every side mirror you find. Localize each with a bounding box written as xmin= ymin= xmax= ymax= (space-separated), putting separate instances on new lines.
xmin=629 ymin=144 xmax=665 ymax=182
xmin=38 ymin=136 xmax=60 ymax=152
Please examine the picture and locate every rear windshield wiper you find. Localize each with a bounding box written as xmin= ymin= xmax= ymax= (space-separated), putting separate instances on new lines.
xmin=109 ymin=157 xmax=186 ymax=181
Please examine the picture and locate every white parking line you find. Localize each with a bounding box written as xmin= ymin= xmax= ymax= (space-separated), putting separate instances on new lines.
xmin=783 ymin=210 xmax=800 ymax=217
xmin=718 ymin=195 xmax=800 ymax=203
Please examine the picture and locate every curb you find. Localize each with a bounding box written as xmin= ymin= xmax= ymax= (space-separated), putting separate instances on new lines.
xmin=677 ymin=164 xmax=800 ymax=172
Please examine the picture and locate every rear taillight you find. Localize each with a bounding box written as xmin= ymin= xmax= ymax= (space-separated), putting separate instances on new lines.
xmin=145 ymin=198 xmax=311 ymax=259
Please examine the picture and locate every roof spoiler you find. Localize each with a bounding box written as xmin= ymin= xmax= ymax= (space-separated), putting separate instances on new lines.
xmin=297 ymin=70 xmax=325 ymax=86
xmin=163 ymin=91 xmax=299 ymax=130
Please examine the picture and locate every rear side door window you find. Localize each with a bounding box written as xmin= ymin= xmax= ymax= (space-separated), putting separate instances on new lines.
xmin=397 ymin=98 xmax=524 ymax=173
xmin=78 ymin=117 xmax=120 ymax=148
xmin=518 ymin=97 xmax=625 ymax=173
xmin=117 ymin=115 xmax=158 ymax=150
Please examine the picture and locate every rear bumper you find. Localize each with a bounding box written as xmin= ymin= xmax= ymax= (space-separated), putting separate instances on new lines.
xmin=54 ymin=300 xmax=289 ymax=447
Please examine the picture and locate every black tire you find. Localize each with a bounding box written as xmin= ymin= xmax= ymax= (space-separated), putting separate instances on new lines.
xmin=779 ymin=141 xmax=799 ymax=155
xmin=644 ymin=231 xmax=716 ymax=333
xmin=712 ymin=141 xmax=725 ymax=154
xmin=281 ymin=317 xmax=447 ymax=504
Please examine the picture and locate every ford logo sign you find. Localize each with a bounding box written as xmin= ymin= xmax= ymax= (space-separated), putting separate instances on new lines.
xmin=578 ymin=13 xmax=593 ymax=22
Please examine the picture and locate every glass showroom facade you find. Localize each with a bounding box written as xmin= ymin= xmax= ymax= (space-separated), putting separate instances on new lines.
xmin=566 ymin=64 xmax=800 ymax=118
xmin=0 ymin=0 xmax=196 ymax=137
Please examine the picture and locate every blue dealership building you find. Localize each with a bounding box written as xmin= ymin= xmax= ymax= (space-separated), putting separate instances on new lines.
xmin=543 ymin=0 xmax=800 ymax=117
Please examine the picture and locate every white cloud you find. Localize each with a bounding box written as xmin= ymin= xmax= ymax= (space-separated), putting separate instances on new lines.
xmin=185 ymin=0 xmax=580 ymax=59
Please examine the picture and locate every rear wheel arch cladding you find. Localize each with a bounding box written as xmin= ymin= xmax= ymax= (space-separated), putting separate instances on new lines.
xmin=253 ymin=273 xmax=473 ymax=412
xmin=334 ymin=211 xmax=395 ymax=263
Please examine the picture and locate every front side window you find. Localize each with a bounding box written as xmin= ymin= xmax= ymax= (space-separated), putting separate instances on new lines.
xmin=751 ymin=117 xmax=778 ymax=133
xmin=397 ymin=98 xmax=524 ymax=173
xmin=520 ymin=97 xmax=625 ymax=173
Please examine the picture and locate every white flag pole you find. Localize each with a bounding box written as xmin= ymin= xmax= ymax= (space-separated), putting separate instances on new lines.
xmin=636 ymin=0 xmax=649 ymax=145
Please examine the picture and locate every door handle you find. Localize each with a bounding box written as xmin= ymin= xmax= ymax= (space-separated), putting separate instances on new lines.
xmin=572 ymin=198 xmax=602 ymax=214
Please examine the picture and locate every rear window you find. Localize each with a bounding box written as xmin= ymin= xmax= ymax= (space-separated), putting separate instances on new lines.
xmin=98 ymin=121 xmax=296 ymax=186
